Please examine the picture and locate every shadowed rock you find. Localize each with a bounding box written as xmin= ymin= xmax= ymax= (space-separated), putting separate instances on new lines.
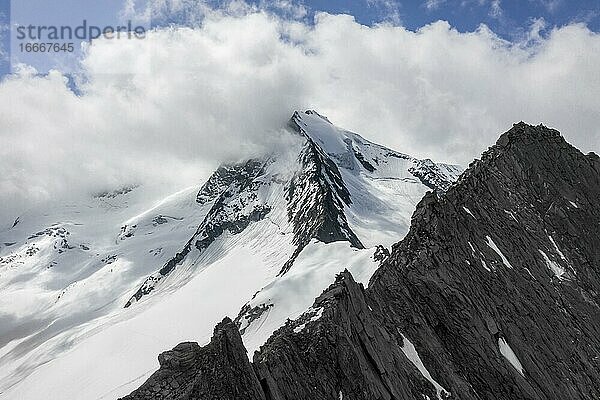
xmin=120 ymin=318 xmax=265 ymax=400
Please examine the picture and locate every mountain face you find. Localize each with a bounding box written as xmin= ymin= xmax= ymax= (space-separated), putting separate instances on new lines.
xmin=0 ymin=111 xmax=459 ymax=400
xmin=123 ymin=123 xmax=600 ymax=400
xmin=125 ymin=110 xmax=459 ymax=307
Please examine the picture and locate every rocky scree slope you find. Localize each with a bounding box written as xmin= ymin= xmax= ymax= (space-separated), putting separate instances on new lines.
xmin=123 ymin=122 xmax=600 ymax=400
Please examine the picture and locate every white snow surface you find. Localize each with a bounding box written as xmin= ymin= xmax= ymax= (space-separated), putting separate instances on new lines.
xmin=468 ymin=241 xmax=491 ymax=272
xmin=293 ymin=306 xmax=324 ymax=334
xmin=548 ymin=235 xmax=570 ymax=264
xmin=504 ymin=209 xmax=518 ymax=222
xmin=498 ymin=337 xmax=525 ymax=376
xmin=486 ymin=235 xmax=513 ymax=269
xmin=400 ymin=333 xmax=450 ymax=400
xmin=538 ymin=249 xmax=566 ymax=280
xmin=241 ymin=240 xmax=379 ymax=355
xmin=463 ymin=206 xmax=476 ymax=218
xmin=0 ymin=156 xmax=297 ymax=399
xmin=297 ymin=111 xmax=462 ymax=248
xmin=4 ymin=246 xmax=272 ymax=400
xmin=0 ymin=111 xmax=461 ymax=400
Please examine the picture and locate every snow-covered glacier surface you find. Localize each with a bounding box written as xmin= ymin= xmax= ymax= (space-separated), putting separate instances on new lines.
xmin=0 ymin=111 xmax=461 ymax=400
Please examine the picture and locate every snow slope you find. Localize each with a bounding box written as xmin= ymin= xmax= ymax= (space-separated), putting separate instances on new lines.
xmin=295 ymin=110 xmax=461 ymax=247
xmin=4 ymin=246 xmax=275 ymax=400
xmin=0 ymin=111 xmax=461 ymax=399
xmin=239 ymin=239 xmax=379 ymax=356
xmin=0 ymin=185 xmax=213 ymax=393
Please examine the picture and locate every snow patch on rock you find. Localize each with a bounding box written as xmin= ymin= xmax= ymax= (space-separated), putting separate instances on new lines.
xmin=400 ymin=333 xmax=450 ymax=400
xmin=538 ymin=249 xmax=566 ymax=280
xmin=486 ymin=235 xmax=513 ymax=269
xmin=498 ymin=337 xmax=525 ymax=376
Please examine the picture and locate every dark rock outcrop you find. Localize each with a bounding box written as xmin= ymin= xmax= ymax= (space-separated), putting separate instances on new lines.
xmin=276 ymin=112 xmax=366 ymax=275
xmin=367 ymin=122 xmax=600 ymax=400
xmin=196 ymin=160 xmax=265 ymax=205
xmin=124 ymin=123 xmax=600 ymax=400
xmin=252 ymin=271 xmax=442 ymax=400
xmin=120 ymin=318 xmax=265 ymax=400
xmin=408 ymin=158 xmax=459 ymax=192
xmin=280 ymin=137 xmax=364 ymax=275
xmin=287 ymin=114 xmax=364 ymax=234
xmin=125 ymin=158 xmax=271 ymax=307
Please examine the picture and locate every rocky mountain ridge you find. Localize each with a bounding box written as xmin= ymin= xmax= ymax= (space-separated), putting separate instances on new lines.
xmin=123 ymin=122 xmax=600 ymax=400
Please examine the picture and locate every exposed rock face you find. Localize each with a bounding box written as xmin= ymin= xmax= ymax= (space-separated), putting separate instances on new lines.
xmin=125 ymin=123 xmax=600 ymax=400
xmin=286 ymin=136 xmax=363 ymax=251
xmin=367 ymin=122 xmax=600 ymax=400
xmin=196 ymin=160 xmax=265 ymax=205
xmin=124 ymin=272 xmax=442 ymax=400
xmin=408 ymin=158 xmax=460 ymax=192
xmin=120 ymin=318 xmax=265 ymax=400
xmin=281 ymin=112 xmax=365 ymax=274
xmin=253 ymin=271 xmax=441 ymax=400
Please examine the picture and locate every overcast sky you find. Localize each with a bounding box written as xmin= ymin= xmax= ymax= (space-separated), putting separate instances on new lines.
xmin=0 ymin=0 xmax=599 ymax=226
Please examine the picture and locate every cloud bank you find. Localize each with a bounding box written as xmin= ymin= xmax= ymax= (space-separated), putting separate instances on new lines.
xmin=1 ymin=7 xmax=599 ymax=226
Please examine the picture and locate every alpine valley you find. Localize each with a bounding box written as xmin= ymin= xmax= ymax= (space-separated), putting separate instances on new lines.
xmin=2 ymin=112 xmax=599 ymax=400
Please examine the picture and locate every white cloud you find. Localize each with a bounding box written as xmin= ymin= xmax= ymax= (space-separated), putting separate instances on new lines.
xmin=425 ymin=0 xmax=446 ymax=11
xmin=260 ymin=0 xmax=308 ymax=19
xmin=119 ymin=0 xmax=214 ymax=25
xmin=527 ymin=17 xmax=547 ymax=42
xmin=489 ymin=0 xmax=503 ymax=19
xmin=1 ymin=8 xmax=599 ymax=226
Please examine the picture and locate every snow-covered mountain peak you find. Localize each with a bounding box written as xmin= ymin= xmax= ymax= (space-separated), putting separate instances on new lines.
xmin=115 ymin=120 xmax=600 ymax=400
xmin=290 ymin=110 xmax=350 ymax=156
xmin=290 ymin=110 xmax=461 ymax=186
xmin=0 ymin=110 xmax=462 ymax=400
